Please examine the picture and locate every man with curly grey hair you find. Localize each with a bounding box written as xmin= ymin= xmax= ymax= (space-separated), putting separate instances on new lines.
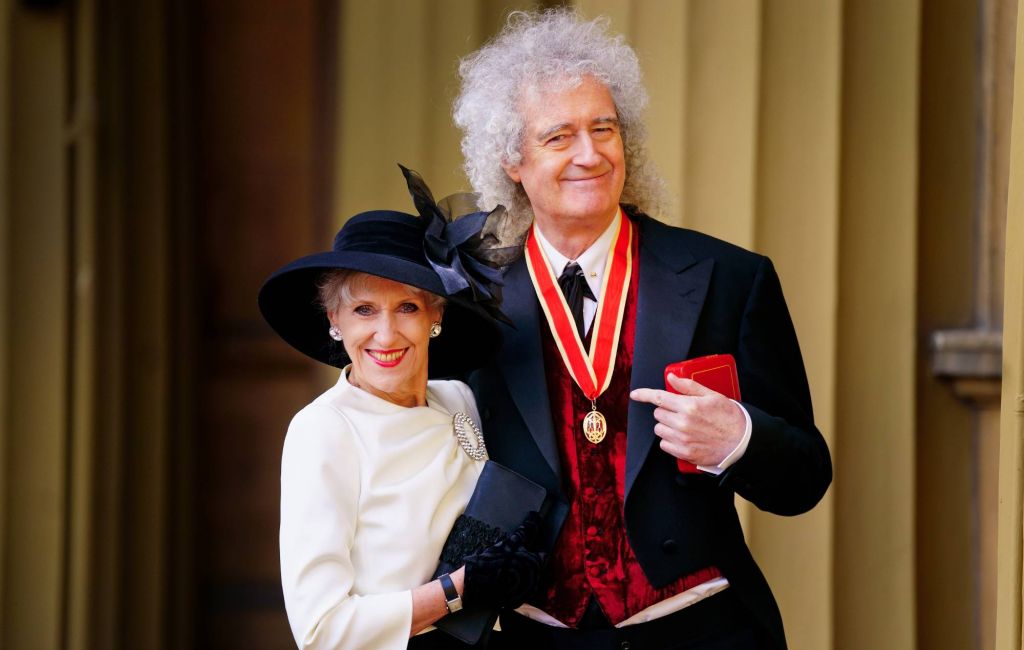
xmin=458 ymin=10 xmax=831 ymax=650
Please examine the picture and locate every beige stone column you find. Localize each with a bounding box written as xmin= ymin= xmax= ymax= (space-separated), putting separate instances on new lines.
xmin=834 ymin=1 xmax=920 ymax=648
xmin=679 ymin=0 xmax=761 ymax=247
xmin=0 ymin=0 xmax=11 ymax=629
xmin=626 ymin=1 xmax=687 ymax=222
xmin=995 ymin=5 xmax=1024 ymax=648
xmin=66 ymin=0 xmax=99 ymax=647
xmin=112 ymin=0 xmax=174 ymax=645
xmin=751 ymin=4 xmax=840 ymax=649
xmin=2 ymin=6 xmax=70 ymax=649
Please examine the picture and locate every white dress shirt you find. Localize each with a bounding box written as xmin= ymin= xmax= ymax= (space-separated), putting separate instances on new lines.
xmin=279 ymin=368 xmax=485 ymax=649
xmin=533 ymin=218 xmax=616 ymax=337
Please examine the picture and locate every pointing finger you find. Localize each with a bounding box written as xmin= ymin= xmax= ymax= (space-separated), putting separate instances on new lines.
xmin=630 ymin=387 xmax=667 ymax=405
xmin=666 ymin=374 xmax=712 ymax=396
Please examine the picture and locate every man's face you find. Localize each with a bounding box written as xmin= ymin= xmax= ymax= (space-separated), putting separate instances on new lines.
xmin=503 ymin=76 xmax=626 ymax=234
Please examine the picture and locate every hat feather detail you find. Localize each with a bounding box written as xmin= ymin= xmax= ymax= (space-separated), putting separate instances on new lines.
xmin=398 ymin=164 xmax=528 ymax=325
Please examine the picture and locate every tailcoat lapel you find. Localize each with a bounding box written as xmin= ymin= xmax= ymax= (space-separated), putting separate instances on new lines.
xmin=625 ymin=216 xmax=714 ymax=500
xmin=496 ymin=257 xmax=562 ymax=483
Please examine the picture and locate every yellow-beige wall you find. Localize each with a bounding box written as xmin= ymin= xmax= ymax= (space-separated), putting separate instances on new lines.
xmin=2 ymin=1 xmax=1022 ymax=648
xmin=996 ymin=5 xmax=1024 ymax=649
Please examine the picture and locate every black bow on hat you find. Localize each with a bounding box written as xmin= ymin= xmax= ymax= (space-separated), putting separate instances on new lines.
xmin=402 ymin=164 xmax=527 ymax=326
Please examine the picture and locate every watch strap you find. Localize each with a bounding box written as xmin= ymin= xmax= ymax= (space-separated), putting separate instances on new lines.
xmin=439 ymin=573 xmax=463 ymax=613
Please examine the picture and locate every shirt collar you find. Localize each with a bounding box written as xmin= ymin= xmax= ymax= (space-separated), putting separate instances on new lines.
xmin=534 ymin=210 xmax=621 ymax=300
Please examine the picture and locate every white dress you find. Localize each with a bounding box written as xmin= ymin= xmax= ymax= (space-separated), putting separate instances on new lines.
xmin=280 ymin=367 xmax=485 ymax=650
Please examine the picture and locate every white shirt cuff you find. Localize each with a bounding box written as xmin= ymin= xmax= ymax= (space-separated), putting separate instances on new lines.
xmin=698 ymin=400 xmax=752 ymax=475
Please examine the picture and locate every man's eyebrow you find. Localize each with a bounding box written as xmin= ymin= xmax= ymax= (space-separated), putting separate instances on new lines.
xmin=536 ymin=122 xmax=571 ymax=141
xmin=535 ymin=117 xmax=620 ymax=141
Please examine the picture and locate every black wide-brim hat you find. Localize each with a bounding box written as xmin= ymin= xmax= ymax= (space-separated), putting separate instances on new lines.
xmin=258 ymin=209 xmax=504 ymax=378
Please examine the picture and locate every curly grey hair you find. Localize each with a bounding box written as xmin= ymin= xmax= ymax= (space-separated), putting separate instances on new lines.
xmin=453 ymin=8 xmax=667 ymax=220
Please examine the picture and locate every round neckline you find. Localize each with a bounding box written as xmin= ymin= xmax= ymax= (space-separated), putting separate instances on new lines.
xmin=340 ymin=365 xmax=446 ymax=414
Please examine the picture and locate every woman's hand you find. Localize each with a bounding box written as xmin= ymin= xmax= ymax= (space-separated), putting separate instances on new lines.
xmin=409 ymin=566 xmax=466 ymax=636
xmin=462 ymin=511 xmax=546 ymax=610
xmin=409 ymin=512 xmax=545 ymax=637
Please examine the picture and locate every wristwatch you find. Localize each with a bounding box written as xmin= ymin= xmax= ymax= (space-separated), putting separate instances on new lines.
xmin=438 ymin=573 xmax=463 ymax=614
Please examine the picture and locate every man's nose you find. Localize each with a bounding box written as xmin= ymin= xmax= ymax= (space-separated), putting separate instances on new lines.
xmin=572 ymin=132 xmax=602 ymax=167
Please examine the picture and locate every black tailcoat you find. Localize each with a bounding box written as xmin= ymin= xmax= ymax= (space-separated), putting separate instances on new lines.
xmin=467 ymin=212 xmax=832 ymax=649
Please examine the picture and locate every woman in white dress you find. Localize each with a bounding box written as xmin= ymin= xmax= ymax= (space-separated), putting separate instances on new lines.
xmin=258 ymin=167 xmax=541 ymax=649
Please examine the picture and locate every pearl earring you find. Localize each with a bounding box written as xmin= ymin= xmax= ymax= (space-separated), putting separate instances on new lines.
xmin=328 ymin=326 xmax=343 ymax=341
xmin=429 ymin=321 xmax=442 ymax=338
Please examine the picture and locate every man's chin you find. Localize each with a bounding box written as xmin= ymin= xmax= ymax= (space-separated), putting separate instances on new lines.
xmin=558 ymin=201 xmax=620 ymax=225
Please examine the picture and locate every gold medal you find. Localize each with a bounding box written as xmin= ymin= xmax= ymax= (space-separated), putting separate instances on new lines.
xmin=583 ymin=407 xmax=607 ymax=444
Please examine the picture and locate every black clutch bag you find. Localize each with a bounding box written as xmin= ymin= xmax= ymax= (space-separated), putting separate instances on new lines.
xmin=432 ymin=460 xmax=548 ymax=646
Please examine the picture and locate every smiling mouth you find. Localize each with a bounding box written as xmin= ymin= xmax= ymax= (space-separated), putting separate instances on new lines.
xmin=564 ymin=171 xmax=610 ymax=183
xmin=367 ymin=349 xmax=407 ymax=367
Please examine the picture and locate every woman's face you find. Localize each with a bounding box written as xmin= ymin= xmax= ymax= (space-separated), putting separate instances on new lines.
xmin=329 ymin=274 xmax=442 ymax=407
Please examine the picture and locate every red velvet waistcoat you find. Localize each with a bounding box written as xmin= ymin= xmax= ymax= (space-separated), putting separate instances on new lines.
xmin=533 ymin=228 xmax=721 ymax=626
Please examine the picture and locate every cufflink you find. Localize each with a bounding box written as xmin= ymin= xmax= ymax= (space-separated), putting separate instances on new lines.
xmin=439 ymin=573 xmax=463 ymax=613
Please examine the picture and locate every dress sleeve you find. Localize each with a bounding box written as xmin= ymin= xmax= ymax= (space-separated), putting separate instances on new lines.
xmin=279 ymin=405 xmax=414 ymax=650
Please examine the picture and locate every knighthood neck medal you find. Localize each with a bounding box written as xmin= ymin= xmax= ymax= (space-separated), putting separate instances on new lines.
xmin=524 ymin=211 xmax=633 ymax=444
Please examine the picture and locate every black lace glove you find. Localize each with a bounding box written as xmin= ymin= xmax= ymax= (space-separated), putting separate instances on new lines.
xmin=462 ymin=511 xmax=546 ymax=610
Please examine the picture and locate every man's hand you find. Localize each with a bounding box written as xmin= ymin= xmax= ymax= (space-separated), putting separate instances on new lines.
xmin=629 ymin=374 xmax=746 ymax=467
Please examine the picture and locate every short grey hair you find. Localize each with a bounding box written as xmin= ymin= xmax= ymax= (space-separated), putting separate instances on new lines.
xmin=453 ymin=8 xmax=667 ymax=220
xmin=317 ymin=270 xmax=447 ymax=317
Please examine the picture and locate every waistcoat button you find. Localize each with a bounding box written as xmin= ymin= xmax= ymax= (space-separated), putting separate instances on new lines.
xmin=661 ymin=539 xmax=679 ymax=554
